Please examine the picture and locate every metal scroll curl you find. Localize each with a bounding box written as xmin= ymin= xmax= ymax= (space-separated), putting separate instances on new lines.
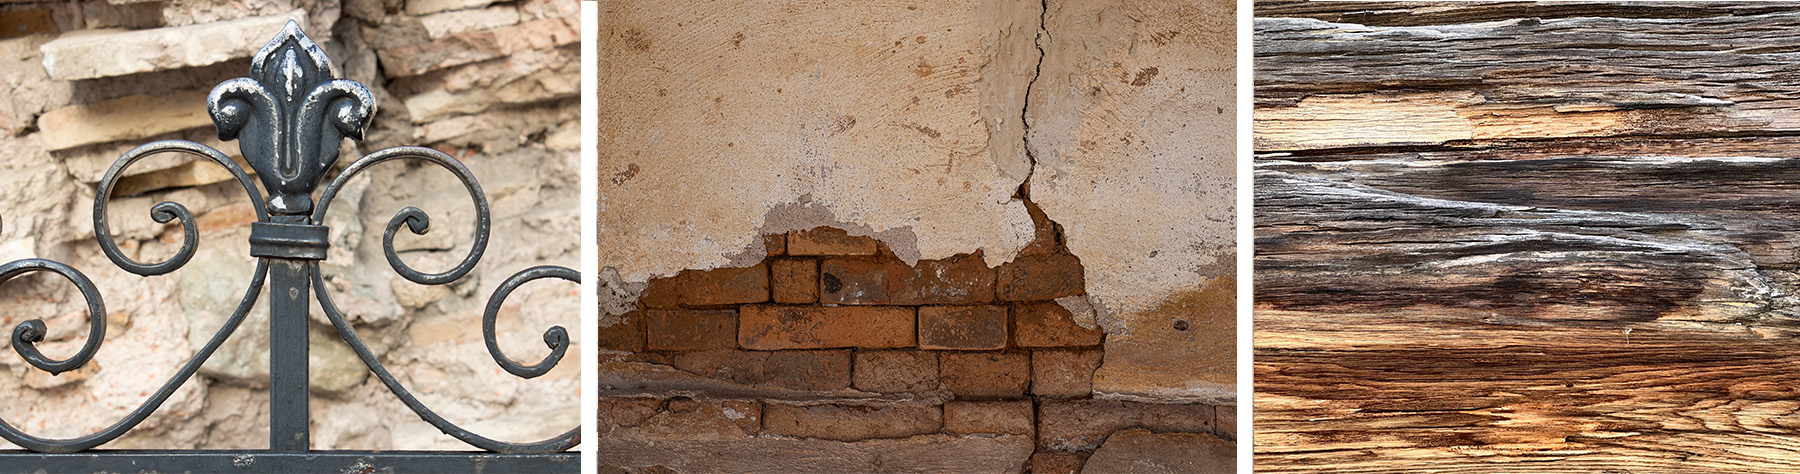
xmin=310 ymin=147 xmax=577 ymax=453
xmin=0 ymin=139 xmax=272 ymax=453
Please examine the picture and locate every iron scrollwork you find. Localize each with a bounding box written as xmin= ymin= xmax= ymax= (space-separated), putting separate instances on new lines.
xmin=0 ymin=21 xmax=577 ymax=458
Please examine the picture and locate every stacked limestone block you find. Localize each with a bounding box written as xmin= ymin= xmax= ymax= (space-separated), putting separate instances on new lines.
xmin=0 ymin=0 xmax=577 ymax=450
xmin=597 ymin=208 xmax=1231 ymax=473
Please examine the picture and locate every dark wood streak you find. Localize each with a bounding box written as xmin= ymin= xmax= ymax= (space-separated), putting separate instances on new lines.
xmin=1256 ymin=2 xmax=1800 ymax=472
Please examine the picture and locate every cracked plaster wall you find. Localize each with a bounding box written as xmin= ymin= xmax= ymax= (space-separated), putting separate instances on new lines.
xmin=598 ymin=0 xmax=1235 ymax=403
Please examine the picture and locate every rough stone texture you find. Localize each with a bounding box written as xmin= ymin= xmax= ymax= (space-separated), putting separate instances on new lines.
xmin=918 ymin=305 xmax=1009 ymax=350
xmin=1032 ymin=348 xmax=1103 ymax=398
xmin=39 ymin=10 xmax=308 ymax=80
xmin=37 ymin=90 xmax=213 ymax=151
xmin=944 ymin=400 xmax=1034 ymax=436
xmin=0 ymin=0 xmax=579 ymax=450
xmin=1016 ymin=301 xmax=1105 ymax=347
xmin=1080 ymin=428 xmax=1234 ymax=474
xmin=598 ymin=0 xmax=1044 ymax=282
xmin=1025 ymin=0 xmax=1236 ymax=402
xmin=761 ymin=403 xmax=943 ymax=442
xmin=737 ymin=305 xmax=915 ymax=350
xmin=645 ymin=309 xmax=738 ymax=351
xmin=1037 ymin=400 xmax=1216 ymax=452
xmin=595 ymin=434 xmax=1035 ymax=474
xmin=851 ymin=350 xmax=940 ymax=393
xmin=940 ymin=351 xmax=1031 ymax=399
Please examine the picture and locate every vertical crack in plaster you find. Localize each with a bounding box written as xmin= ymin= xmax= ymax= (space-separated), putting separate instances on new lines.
xmin=1016 ymin=0 xmax=1050 ymax=201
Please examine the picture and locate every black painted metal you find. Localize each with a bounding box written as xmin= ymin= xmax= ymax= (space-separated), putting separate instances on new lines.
xmin=0 ymin=20 xmax=576 ymax=471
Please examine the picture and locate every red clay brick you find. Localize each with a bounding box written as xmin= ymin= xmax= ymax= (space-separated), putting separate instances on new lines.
xmin=1016 ymin=200 xmax=1065 ymax=257
xmin=996 ymin=254 xmax=1084 ymax=301
xmin=761 ymin=402 xmax=941 ymax=441
xmin=680 ymin=263 xmax=769 ymax=306
xmin=819 ymin=258 xmax=888 ymax=304
xmin=637 ymin=274 xmax=682 ymax=309
xmin=820 ymin=254 xmax=993 ymax=305
xmin=644 ymin=309 xmax=736 ymax=351
xmin=764 ymin=350 xmax=852 ymax=391
xmin=918 ymin=305 xmax=1007 ymax=350
xmin=596 ymin=312 xmax=645 ymax=352
xmin=1027 ymin=449 xmax=1088 ymax=474
xmin=670 ymin=349 xmax=851 ymax=391
xmin=738 ymin=305 xmax=915 ymax=350
xmin=1014 ymin=301 xmax=1105 ymax=347
xmin=892 ymin=254 xmax=994 ymax=304
xmin=940 ymin=352 xmax=1030 ymax=399
xmin=1032 ymin=348 xmax=1103 ymax=397
xmin=764 ymin=233 xmax=786 ymax=256
xmin=943 ymin=400 xmax=1034 ymax=436
xmin=1037 ymin=400 xmax=1215 ymax=452
xmin=852 ymin=350 xmax=939 ymax=393
xmin=788 ymin=227 xmax=878 ymax=256
xmin=769 ymin=258 xmax=818 ymax=304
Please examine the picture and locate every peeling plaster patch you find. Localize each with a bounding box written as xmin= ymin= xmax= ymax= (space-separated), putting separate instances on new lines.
xmin=1054 ymin=295 xmax=1099 ymax=331
xmin=598 ymin=0 xmax=1042 ymax=284
xmin=599 ymin=266 xmax=644 ymax=320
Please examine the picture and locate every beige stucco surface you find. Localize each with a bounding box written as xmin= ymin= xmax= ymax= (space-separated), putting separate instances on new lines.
xmin=598 ymin=0 xmax=1235 ymax=403
xmin=598 ymin=0 xmax=1043 ymax=281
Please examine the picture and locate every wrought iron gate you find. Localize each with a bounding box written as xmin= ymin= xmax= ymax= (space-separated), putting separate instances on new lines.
xmin=0 ymin=22 xmax=577 ymax=472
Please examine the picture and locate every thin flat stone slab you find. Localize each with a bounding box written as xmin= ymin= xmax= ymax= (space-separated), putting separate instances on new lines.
xmin=40 ymin=10 xmax=307 ymax=80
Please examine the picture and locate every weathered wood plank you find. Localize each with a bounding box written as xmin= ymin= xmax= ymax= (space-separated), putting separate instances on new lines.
xmin=1256 ymin=2 xmax=1800 ymax=471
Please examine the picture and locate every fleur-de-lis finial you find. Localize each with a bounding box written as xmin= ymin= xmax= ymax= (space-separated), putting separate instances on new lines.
xmin=207 ymin=21 xmax=374 ymax=216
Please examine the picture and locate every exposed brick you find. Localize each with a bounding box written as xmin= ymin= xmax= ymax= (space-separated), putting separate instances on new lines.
xmin=670 ymin=350 xmax=851 ymax=391
xmin=681 ymin=263 xmax=770 ymax=306
xmin=672 ymin=350 xmax=770 ymax=384
xmin=940 ymin=352 xmax=1030 ymax=399
xmin=644 ymin=309 xmax=737 ymax=351
xmin=761 ymin=403 xmax=941 ymax=441
xmin=819 ymin=258 xmax=887 ymax=304
xmin=637 ymin=274 xmax=682 ymax=309
xmin=1037 ymin=400 xmax=1215 ymax=452
xmin=764 ymin=233 xmax=787 ymax=256
xmin=1016 ymin=200 xmax=1064 ymax=257
xmin=1216 ymin=404 xmax=1236 ymax=440
xmin=596 ymin=312 xmax=645 ymax=352
xmin=918 ymin=305 xmax=1007 ymax=350
xmin=820 ymin=254 xmax=993 ymax=305
xmin=1032 ymin=349 xmax=1103 ymax=398
xmin=788 ymin=227 xmax=879 ymax=256
xmin=764 ymin=350 xmax=852 ymax=391
xmin=738 ymin=305 xmax=914 ymax=350
xmin=596 ymin=396 xmax=663 ymax=434
xmin=1015 ymin=302 xmax=1105 ymax=347
xmin=1027 ymin=449 xmax=1089 ymax=474
xmin=723 ymin=399 xmax=762 ymax=435
xmin=893 ymin=254 xmax=994 ymax=304
xmin=996 ymin=254 xmax=1084 ymax=301
xmin=852 ymin=350 xmax=939 ymax=393
xmin=943 ymin=400 xmax=1033 ymax=436
xmin=769 ymin=258 xmax=818 ymax=304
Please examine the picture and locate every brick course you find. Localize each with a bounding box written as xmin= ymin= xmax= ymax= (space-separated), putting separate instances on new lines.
xmin=940 ymin=352 xmax=1031 ymax=399
xmin=996 ymin=254 xmax=1084 ymax=301
xmin=738 ymin=305 xmax=915 ymax=349
xmin=1015 ymin=301 xmax=1104 ymax=347
xmin=852 ymin=350 xmax=940 ymax=393
xmin=645 ymin=309 xmax=736 ymax=351
xmin=918 ymin=305 xmax=1008 ymax=350
xmin=761 ymin=403 xmax=942 ymax=441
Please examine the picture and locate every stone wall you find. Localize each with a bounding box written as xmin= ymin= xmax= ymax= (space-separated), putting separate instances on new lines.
xmin=597 ymin=0 xmax=1236 ymax=471
xmin=0 ymin=0 xmax=577 ymax=450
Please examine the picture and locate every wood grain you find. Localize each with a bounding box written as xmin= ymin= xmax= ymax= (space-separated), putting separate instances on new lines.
xmin=1255 ymin=2 xmax=1800 ymax=471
